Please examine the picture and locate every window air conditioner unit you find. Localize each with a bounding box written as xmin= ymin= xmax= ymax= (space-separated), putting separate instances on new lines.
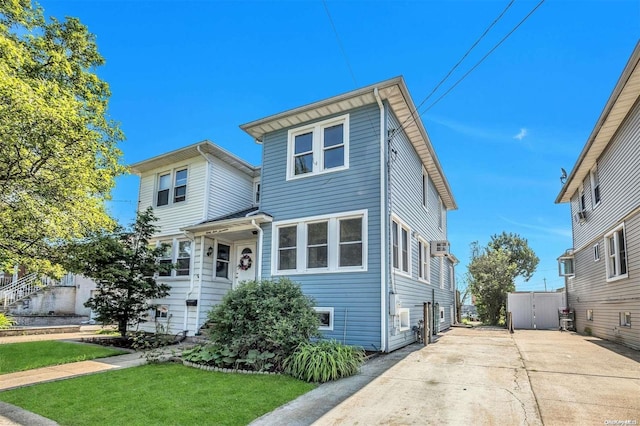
xmin=431 ymin=240 xmax=450 ymax=256
xmin=573 ymin=210 xmax=587 ymax=223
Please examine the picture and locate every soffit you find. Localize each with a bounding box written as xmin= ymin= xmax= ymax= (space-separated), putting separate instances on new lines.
xmin=556 ymin=43 xmax=640 ymax=203
xmin=129 ymin=140 xmax=260 ymax=177
xmin=240 ymin=77 xmax=457 ymax=210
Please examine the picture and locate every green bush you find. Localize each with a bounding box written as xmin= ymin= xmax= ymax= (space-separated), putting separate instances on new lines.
xmin=284 ymin=340 xmax=366 ymax=383
xmin=0 ymin=313 xmax=15 ymax=329
xmin=206 ymin=278 xmax=320 ymax=372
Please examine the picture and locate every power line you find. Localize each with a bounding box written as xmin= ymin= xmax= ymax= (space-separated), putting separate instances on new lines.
xmin=322 ymin=0 xmax=358 ymax=86
xmin=397 ymin=0 xmax=515 ymax=134
xmin=422 ymin=0 xmax=546 ymax=114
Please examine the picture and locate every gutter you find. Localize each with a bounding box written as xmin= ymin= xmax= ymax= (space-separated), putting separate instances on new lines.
xmin=375 ymin=87 xmax=388 ymax=353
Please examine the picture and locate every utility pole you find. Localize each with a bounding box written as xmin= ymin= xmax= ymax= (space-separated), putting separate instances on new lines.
xmin=544 ymin=278 xmax=547 ymax=292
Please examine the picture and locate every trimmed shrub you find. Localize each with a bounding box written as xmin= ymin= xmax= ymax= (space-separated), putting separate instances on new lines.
xmin=284 ymin=340 xmax=366 ymax=383
xmin=206 ymin=278 xmax=320 ymax=372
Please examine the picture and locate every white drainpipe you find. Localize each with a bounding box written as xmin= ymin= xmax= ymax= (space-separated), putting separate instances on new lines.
xmin=374 ymin=87 xmax=387 ymax=353
xmin=250 ymin=219 xmax=263 ymax=279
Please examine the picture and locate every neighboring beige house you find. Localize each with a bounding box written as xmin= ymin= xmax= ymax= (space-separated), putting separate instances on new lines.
xmin=556 ymin=41 xmax=640 ymax=350
xmin=130 ymin=141 xmax=267 ymax=335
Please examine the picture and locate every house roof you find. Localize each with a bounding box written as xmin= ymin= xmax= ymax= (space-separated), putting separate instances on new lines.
xmin=556 ymin=41 xmax=640 ymax=204
xmin=239 ymin=76 xmax=457 ymax=210
xmin=129 ymin=140 xmax=260 ymax=177
xmin=181 ymin=207 xmax=272 ymax=233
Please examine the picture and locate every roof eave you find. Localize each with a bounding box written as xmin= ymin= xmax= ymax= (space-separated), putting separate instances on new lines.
xmin=556 ymin=41 xmax=640 ymax=204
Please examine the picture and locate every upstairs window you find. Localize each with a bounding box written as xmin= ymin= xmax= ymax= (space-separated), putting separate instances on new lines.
xmin=422 ymin=170 xmax=429 ymax=210
xmin=605 ymin=224 xmax=627 ymax=281
xmin=590 ymin=166 xmax=601 ymax=208
xmin=438 ymin=197 xmax=445 ymax=229
xmin=156 ymin=168 xmax=188 ymax=207
xmin=287 ymin=115 xmax=349 ymax=180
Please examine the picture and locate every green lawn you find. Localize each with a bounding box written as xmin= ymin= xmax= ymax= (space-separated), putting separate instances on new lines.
xmin=0 ymin=341 xmax=127 ymax=374
xmin=0 ymin=364 xmax=316 ymax=426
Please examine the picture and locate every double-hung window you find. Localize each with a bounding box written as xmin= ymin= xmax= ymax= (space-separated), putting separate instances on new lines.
xmin=438 ymin=197 xmax=445 ymax=230
xmin=156 ymin=239 xmax=191 ymax=277
xmin=418 ymin=238 xmax=430 ymax=282
xmin=392 ymin=216 xmax=410 ymax=275
xmin=605 ymin=223 xmax=627 ymax=282
xmin=273 ymin=210 xmax=366 ymax=274
xmin=156 ymin=168 xmax=188 ymax=207
xmin=216 ymin=243 xmax=231 ymax=279
xmin=590 ymin=166 xmax=601 ymax=208
xmin=287 ymin=114 xmax=349 ymax=180
xmin=422 ymin=170 xmax=429 ymax=210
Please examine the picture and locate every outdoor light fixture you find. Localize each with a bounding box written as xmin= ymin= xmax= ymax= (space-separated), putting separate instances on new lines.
xmin=206 ymin=246 xmax=214 ymax=257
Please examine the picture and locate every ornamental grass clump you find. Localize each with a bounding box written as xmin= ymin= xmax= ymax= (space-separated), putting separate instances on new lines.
xmin=0 ymin=313 xmax=15 ymax=329
xmin=284 ymin=340 xmax=366 ymax=383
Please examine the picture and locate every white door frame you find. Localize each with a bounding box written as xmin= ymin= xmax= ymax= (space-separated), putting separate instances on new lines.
xmin=233 ymin=240 xmax=257 ymax=288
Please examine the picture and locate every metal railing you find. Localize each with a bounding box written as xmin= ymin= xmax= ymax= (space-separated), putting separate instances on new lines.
xmin=1 ymin=273 xmax=59 ymax=310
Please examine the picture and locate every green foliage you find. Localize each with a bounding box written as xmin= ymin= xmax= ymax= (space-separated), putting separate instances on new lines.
xmin=0 ymin=364 xmax=316 ymax=425
xmin=68 ymin=208 xmax=171 ymax=337
xmin=0 ymin=1 xmax=125 ymax=275
xmin=183 ymin=345 xmax=276 ymax=372
xmin=0 ymin=313 xmax=15 ymax=329
xmin=284 ymin=340 xmax=366 ymax=383
xmin=206 ymin=278 xmax=320 ymax=372
xmin=468 ymin=233 xmax=539 ymax=325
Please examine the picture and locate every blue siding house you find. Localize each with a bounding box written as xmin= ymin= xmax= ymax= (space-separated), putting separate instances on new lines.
xmin=241 ymin=77 xmax=458 ymax=352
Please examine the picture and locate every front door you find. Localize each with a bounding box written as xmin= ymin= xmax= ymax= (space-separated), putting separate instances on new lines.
xmin=234 ymin=242 xmax=257 ymax=288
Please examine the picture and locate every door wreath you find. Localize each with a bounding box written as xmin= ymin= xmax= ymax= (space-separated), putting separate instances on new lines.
xmin=238 ymin=254 xmax=252 ymax=271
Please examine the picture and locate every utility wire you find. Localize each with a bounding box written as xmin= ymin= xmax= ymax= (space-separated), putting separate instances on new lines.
xmin=397 ymin=0 xmax=515 ymax=135
xmin=322 ymin=0 xmax=358 ymax=86
xmin=422 ymin=0 xmax=546 ymax=114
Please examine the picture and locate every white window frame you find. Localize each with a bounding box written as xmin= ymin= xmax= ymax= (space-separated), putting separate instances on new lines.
xmin=314 ymin=307 xmax=334 ymax=331
xmin=422 ymin=169 xmax=429 ymax=211
xmin=438 ymin=196 xmax=445 ymax=230
xmin=586 ymin=309 xmax=593 ymax=321
xmin=398 ymin=308 xmax=410 ymax=331
xmin=418 ymin=238 xmax=430 ymax=283
xmin=155 ymin=167 xmax=188 ymax=207
xmin=253 ymin=178 xmax=261 ymax=205
xmin=391 ymin=215 xmax=411 ymax=277
xmin=155 ymin=305 xmax=169 ymax=320
xmin=214 ymin=240 xmax=232 ymax=281
xmin=271 ymin=210 xmax=367 ymax=275
xmin=439 ymin=257 xmax=445 ymax=289
xmin=156 ymin=238 xmax=191 ymax=278
xmin=593 ymin=243 xmax=600 ymax=262
xmin=590 ymin=165 xmax=601 ymax=209
xmin=286 ymin=114 xmax=350 ymax=180
xmin=620 ymin=311 xmax=631 ymax=327
xmin=439 ymin=306 xmax=445 ymax=323
xmin=604 ymin=223 xmax=628 ymax=282
xmin=578 ymin=184 xmax=586 ymax=212
xmin=450 ymin=263 xmax=455 ymax=291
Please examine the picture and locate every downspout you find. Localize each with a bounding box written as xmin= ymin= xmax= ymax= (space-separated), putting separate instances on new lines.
xmin=196 ymin=145 xmax=211 ymax=222
xmin=250 ymin=220 xmax=263 ymax=279
xmin=182 ymin=230 xmax=198 ymax=334
xmin=375 ymin=87 xmax=387 ymax=353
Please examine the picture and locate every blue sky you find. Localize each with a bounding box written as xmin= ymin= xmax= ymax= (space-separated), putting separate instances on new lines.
xmin=39 ymin=0 xmax=639 ymax=293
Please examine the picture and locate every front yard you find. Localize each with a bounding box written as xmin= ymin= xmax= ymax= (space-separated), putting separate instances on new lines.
xmin=0 ymin=363 xmax=316 ymax=426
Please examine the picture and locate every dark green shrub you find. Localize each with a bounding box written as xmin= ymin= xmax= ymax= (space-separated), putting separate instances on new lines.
xmin=284 ymin=340 xmax=366 ymax=383
xmin=206 ymin=278 xmax=320 ymax=372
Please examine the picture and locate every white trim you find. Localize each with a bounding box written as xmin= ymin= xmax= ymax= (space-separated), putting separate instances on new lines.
xmin=422 ymin=168 xmax=429 ymax=212
xmin=604 ymin=222 xmax=628 ymax=282
xmin=619 ymin=311 xmax=631 ymax=327
xmin=375 ymin=88 xmax=387 ymax=353
xmin=271 ymin=209 xmax=368 ymax=275
xmin=391 ymin=214 xmax=411 ymax=277
xmin=417 ymin=237 xmax=430 ymax=283
xmin=590 ymin=165 xmax=601 ymax=209
xmin=398 ymin=308 xmax=410 ymax=331
xmin=438 ymin=196 xmax=445 ymax=230
xmin=439 ymin=257 xmax=444 ymax=289
xmin=286 ymin=114 xmax=350 ymax=181
xmin=439 ymin=306 xmax=445 ymax=323
xmin=314 ymin=307 xmax=334 ymax=331
xmin=155 ymin=166 xmax=189 ymax=208
xmin=593 ymin=243 xmax=600 ymax=262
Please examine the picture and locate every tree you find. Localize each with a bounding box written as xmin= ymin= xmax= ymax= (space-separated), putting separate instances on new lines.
xmin=0 ymin=1 xmax=124 ymax=275
xmin=467 ymin=233 xmax=539 ymax=325
xmin=68 ymin=208 xmax=171 ymax=337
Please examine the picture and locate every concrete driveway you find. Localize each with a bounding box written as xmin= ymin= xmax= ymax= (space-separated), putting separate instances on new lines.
xmin=314 ymin=327 xmax=640 ymax=425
